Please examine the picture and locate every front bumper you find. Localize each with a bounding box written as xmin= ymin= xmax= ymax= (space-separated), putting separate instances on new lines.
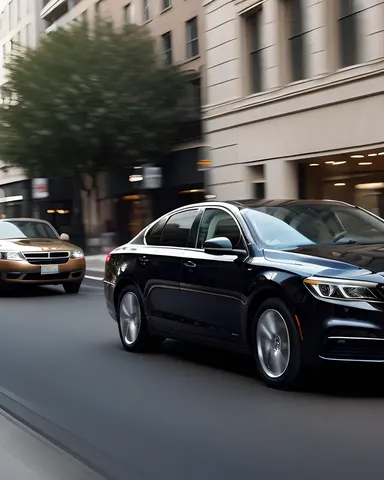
xmin=0 ymin=258 xmax=86 ymax=284
xmin=298 ymin=295 xmax=384 ymax=363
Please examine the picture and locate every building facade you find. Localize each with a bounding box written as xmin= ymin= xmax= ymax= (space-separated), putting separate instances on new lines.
xmin=0 ymin=0 xmax=45 ymax=214
xmin=40 ymin=0 xmax=207 ymax=246
xmin=203 ymin=0 xmax=384 ymax=214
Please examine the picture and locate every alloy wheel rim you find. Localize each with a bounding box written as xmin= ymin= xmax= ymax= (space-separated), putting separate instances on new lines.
xmin=120 ymin=292 xmax=141 ymax=345
xmin=256 ymin=309 xmax=290 ymax=379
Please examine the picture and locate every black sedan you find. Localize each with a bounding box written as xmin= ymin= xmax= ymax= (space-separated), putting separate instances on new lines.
xmin=104 ymin=199 xmax=384 ymax=389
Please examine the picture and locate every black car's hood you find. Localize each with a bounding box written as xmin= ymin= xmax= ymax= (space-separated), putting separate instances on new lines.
xmin=262 ymin=243 xmax=384 ymax=281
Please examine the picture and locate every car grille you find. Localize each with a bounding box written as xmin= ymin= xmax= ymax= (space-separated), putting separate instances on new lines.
xmin=23 ymin=251 xmax=70 ymax=265
xmin=321 ymin=336 xmax=384 ymax=361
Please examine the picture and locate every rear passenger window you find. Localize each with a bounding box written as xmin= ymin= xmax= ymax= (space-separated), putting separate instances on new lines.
xmin=146 ymin=217 xmax=167 ymax=245
xmin=160 ymin=210 xmax=198 ymax=248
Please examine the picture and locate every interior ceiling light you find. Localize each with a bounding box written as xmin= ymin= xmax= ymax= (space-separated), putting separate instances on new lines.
xmin=129 ymin=174 xmax=143 ymax=182
xmin=359 ymin=162 xmax=372 ymax=165
xmin=325 ymin=161 xmax=334 ymax=164
xmin=379 ymin=152 xmax=384 ymax=156
xmin=334 ymin=183 xmax=346 ymax=187
xmin=333 ymin=161 xmax=346 ymax=165
xmin=355 ymin=182 xmax=384 ymax=190
xmin=351 ymin=155 xmax=364 ymax=158
xmin=368 ymin=153 xmax=377 ymax=157
xmin=309 ymin=163 xmax=319 ymax=167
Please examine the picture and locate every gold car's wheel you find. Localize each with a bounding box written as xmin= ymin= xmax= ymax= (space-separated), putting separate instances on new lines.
xmin=63 ymin=281 xmax=82 ymax=294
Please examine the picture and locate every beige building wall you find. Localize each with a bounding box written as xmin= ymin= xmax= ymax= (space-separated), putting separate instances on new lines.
xmin=42 ymin=0 xmax=204 ymax=81
xmin=202 ymin=0 xmax=384 ymax=201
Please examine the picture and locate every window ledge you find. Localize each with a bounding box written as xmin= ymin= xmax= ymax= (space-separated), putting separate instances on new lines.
xmin=142 ymin=18 xmax=153 ymax=26
xmin=178 ymin=54 xmax=201 ymax=67
xmin=160 ymin=5 xmax=173 ymax=14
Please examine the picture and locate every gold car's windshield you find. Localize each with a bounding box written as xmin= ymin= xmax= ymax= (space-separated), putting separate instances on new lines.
xmin=0 ymin=221 xmax=58 ymax=240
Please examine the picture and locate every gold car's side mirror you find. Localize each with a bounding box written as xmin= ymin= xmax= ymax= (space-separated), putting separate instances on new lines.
xmin=60 ymin=233 xmax=70 ymax=241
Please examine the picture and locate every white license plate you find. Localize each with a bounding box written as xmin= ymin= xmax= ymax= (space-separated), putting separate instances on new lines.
xmin=41 ymin=265 xmax=59 ymax=275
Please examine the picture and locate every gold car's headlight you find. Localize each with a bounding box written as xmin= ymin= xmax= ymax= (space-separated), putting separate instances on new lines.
xmin=0 ymin=252 xmax=24 ymax=261
xmin=71 ymin=250 xmax=84 ymax=259
xmin=304 ymin=277 xmax=380 ymax=301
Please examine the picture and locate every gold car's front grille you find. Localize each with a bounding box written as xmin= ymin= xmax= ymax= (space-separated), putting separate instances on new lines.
xmin=23 ymin=251 xmax=70 ymax=265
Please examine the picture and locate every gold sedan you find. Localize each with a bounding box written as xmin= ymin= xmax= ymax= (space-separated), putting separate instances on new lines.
xmin=0 ymin=218 xmax=86 ymax=294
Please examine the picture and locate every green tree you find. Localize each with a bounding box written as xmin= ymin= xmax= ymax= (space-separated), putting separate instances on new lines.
xmin=0 ymin=20 xmax=192 ymax=195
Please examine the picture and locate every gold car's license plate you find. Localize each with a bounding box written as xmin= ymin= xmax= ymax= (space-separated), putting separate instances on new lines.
xmin=41 ymin=265 xmax=59 ymax=275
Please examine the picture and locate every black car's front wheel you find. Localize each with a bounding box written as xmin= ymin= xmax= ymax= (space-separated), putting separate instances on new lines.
xmin=251 ymin=298 xmax=302 ymax=389
xmin=117 ymin=286 xmax=163 ymax=352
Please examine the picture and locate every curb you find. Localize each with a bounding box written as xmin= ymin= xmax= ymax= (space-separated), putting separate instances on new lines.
xmin=0 ymin=388 xmax=122 ymax=480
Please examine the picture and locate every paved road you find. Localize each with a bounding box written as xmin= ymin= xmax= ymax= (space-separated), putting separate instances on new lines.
xmin=1 ymin=279 xmax=384 ymax=480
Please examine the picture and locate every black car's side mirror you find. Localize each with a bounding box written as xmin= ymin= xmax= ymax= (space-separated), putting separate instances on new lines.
xmin=204 ymin=237 xmax=247 ymax=258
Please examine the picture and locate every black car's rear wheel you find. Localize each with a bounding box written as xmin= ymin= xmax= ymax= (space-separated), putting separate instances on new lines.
xmin=251 ymin=298 xmax=302 ymax=389
xmin=63 ymin=281 xmax=82 ymax=294
xmin=117 ymin=286 xmax=163 ymax=352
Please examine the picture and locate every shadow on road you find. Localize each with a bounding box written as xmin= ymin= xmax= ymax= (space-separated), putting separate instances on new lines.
xmin=0 ymin=285 xmax=64 ymax=298
xmin=160 ymin=340 xmax=384 ymax=399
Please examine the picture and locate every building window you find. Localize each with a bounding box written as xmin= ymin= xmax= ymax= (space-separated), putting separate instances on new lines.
xmin=288 ymin=0 xmax=306 ymax=82
xmin=247 ymin=9 xmax=263 ymax=93
xmin=186 ymin=17 xmax=198 ymax=58
xmin=162 ymin=32 xmax=172 ymax=65
xmin=143 ymin=0 xmax=151 ymax=22
xmin=81 ymin=10 xmax=87 ymax=23
xmin=162 ymin=0 xmax=172 ymax=11
xmin=339 ymin=0 xmax=358 ymax=68
xmin=124 ymin=3 xmax=131 ymax=23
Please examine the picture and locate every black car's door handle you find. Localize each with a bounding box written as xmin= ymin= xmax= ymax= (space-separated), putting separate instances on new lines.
xmin=183 ymin=260 xmax=196 ymax=269
xmin=138 ymin=255 xmax=149 ymax=265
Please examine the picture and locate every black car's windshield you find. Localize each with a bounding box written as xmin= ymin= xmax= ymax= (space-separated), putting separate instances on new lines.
xmin=242 ymin=204 xmax=384 ymax=249
xmin=0 ymin=221 xmax=58 ymax=240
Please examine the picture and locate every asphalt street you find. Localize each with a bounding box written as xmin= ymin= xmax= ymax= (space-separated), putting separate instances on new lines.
xmin=1 ymin=278 xmax=384 ymax=480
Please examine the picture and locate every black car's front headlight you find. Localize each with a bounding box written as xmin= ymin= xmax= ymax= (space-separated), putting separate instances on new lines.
xmin=304 ymin=277 xmax=381 ymax=302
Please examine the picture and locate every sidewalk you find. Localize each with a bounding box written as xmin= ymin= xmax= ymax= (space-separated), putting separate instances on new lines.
xmin=0 ymin=409 xmax=105 ymax=480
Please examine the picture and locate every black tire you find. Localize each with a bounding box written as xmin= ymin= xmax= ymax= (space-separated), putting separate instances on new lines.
xmin=251 ymin=297 xmax=302 ymax=390
xmin=63 ymin=281 xmax=82 ymax=294
xmin=117 ymin=285 xmax=163 ymax=353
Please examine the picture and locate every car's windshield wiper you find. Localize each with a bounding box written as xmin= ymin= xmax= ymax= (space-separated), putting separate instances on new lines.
xmin=333 ymin=237 xmax=356 ymax=245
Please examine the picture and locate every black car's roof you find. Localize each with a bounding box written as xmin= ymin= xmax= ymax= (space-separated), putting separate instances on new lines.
xmin=196 ymin=199 xmax=354 ymax=210
xmin=226 ymin=199 xmax=354 ymax=209
xmin=162 ymin=199 xmax=355 ymax=220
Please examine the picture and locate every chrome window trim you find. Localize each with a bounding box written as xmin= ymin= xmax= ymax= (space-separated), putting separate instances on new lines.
xmin=143 ymin=207 xmax=200 ymax=247
xmin=140 ymin=203 xmax=251 ymax=256
xmin=193 ymin=205 xmax=250 ymax=256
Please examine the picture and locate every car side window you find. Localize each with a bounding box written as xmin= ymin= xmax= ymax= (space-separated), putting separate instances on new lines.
xmin=145 ymin=217 xmax=167 ymax=246
xmin=160 ymin=209 xmax=198 ymax=248
xmin=197 ymin=209 xmax=245 ymax=249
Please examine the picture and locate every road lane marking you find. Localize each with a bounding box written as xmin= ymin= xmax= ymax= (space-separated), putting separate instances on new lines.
xmin=85 ymin=275 xmax=103 ymax=281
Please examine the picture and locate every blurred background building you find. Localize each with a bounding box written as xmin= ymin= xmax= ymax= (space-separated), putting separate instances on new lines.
xmin=0 ymin=0 xmax=45 ymax=218
xmin=203 ymin=0 xmax=384 ymax=214
xmin=40 ymin=0 xmax=207 ymax=247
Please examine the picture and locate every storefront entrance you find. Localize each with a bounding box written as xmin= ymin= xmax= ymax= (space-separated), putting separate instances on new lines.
xmin=301 ymin=150 xmax=384 ymax=215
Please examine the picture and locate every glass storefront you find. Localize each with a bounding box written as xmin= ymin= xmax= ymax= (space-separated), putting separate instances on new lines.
xmin=301 ymin=150 xmax=384 ymax=215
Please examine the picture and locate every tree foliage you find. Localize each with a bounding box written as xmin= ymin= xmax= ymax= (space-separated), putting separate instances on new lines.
xmin=0 ymin=20 xmax=191 ymax=186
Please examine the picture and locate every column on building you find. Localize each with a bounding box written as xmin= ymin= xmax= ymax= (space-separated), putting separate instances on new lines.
xmin=303 ymin=0 xmax=328 ymax=78
xmin=356 ymin=0 xmax=384 ymax=63
xmin=261 ymin=0 xmax=279 ymax=90
xmin=265 ymin=159 xmax=298 ymax=199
